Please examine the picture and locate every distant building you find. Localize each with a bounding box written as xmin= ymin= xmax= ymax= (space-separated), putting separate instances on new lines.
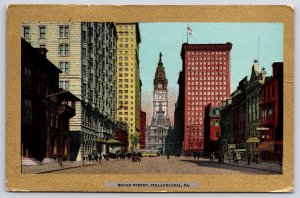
xmin=179 ymin=43 xmax=232 ymax=155
xmin=219 ymin=97 xmax=233 ymax=159
xmin=115 ymin=23 xmax=142 ymax=151
xmin=22 ymin=22 xmax=118 ymax=161
xmin=21 ymin=38 xmax=79 ymax=164
xmin=140 ymin=110 xmax=146 ymax=149
xmin=258 ymin=62 xmax=283 ymax=161
xmin=204 ymin=104 xmax=221 ymax=157
xmin=145 ymin=53 xmax=172 ymax=155
xmin=245 ymin=60 xmax=266 ymax=159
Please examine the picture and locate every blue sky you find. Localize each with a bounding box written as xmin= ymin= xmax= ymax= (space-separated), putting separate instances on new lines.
xmin=139 ymin=22 xmax=283 ymax=123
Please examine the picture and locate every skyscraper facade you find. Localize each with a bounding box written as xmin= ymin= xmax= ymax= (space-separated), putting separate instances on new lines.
xmin=22 ymin=22 xmax=117 ymax=161
xmin=180 ymin=43 xmax=232 ymax=155
xmin=115 ymin=23 xmax=142 ymax=151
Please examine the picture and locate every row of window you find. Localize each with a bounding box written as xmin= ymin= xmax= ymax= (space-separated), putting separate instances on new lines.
xmin=118 ymin=62 xmax=134 ymax=67
xmin=187 ymin=91 xmax=227 ymax=96
xmin=118 ymin=38 xmax=134 ymax=42
xmin=119 ymin=56 xmax=134 ymax=61
xmin=187 ymin=80 xmax=227 ymax=86
xmin=187 ymin=56 xmax=227 ymax=61
xmin=118 ymin=84 xmax=134 ymax=88
xmin=188 ymin=117 xmax=203 ymax=121
xmin=23 ymin=25 xmax=69 ymax=39
xmin=119 ymin=44 xmax=134 ymax=48
xmin=188 ymin=71 xmax=227 ymax=76
xmin=187 ymin=51 xmax=227 ymax=56
xmin=187 ymin=132 xmax=203 ymax=137
xmin=118 ymin=79 xmax=134 ymax=83
xmin=187 ymin=76 xmax=227 ymax=81
xmin=188 ymin=61 xmax=227 ymax=66
xmin=187 ymin=121 xmax=204 ymax=125
xmin=117 ymin=31 xmax=134 ymax=36
xmin=188 ymin=85 xmax=227 ymax=91
xmin=187 ymin=96 xmax=225 ymax=101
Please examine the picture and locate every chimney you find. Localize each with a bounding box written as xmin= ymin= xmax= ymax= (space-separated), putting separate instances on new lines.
xmin=261 ymin=67 xmax=266 ymax=84
xmin=253 ymin=59 xmax=259 ymax=75
xmin=36 ymin=48 xmax=48 ymax=58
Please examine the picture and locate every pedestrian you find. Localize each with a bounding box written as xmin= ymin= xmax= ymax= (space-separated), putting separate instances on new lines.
xmin=57 ymin=153 xmax=62 ymax=168
xmin=197 ymin=152 xmax=200 ymax=159
xmin=167 ymin=153 xmax=170 ymax=159
xmin=233 ymin=152 xmax=236 ymax=163
xmin=247 ymin=152 xmax=251 ymax=165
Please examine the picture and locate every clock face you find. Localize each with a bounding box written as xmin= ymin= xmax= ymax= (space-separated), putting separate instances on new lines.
xmin=158 ymin=84 xmax=162 ymax=88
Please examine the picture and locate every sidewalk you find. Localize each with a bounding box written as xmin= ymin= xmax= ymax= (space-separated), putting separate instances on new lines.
xmin=205 ymin=158 xmax=282 ymax=173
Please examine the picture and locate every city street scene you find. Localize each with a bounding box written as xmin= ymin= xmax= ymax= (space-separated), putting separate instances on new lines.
xmin=21 ymin=22 xmax=283 ymax=174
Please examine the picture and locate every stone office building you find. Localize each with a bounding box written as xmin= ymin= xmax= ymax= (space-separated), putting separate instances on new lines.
xmin=22 ymin=22 xmax=117 ymax=161
xmin=246 ymin=60 xmax=266 ymax=159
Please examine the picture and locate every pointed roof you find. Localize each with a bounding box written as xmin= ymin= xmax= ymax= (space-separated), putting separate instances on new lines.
xmin=154 ymin=52 xmax=168 ymax=89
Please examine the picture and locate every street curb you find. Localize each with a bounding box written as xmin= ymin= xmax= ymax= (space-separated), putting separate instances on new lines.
xmin=36 ymin=163 xmax=98 ymax=174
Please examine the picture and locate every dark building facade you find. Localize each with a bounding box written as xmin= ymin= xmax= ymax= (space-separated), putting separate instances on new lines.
xmin=219 ymin=97 xmax=233 ymax=159
xmin=204 ymin=104 xmax=221 ymax=157
xmin=258 ymin=62 xmax=283 ymax=161
xmin=230 ymin=76 xmax=248 ymax=159
xmin=173 ymin=71 xmax=184 ymax=154
xmin=179 ymin=43 xmax=232 ymax=155
xmin=140 ymin=110 xmax=146 ymax=149
xmin=21 ymin=38 xmax=79 ymax=164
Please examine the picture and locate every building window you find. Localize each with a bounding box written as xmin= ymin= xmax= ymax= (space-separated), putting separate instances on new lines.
xmin=82 ymin=30 xmax=86 ymax=41
xmin=24 ymin=98 xmax=32 ymax=119
xmin=23 ymin=26 xmax=30 ymax=39
xmin=59 ymin=44 xmax=69 ymax=56
xmin=59 ymin=81 xmax=70 ymax=91
xmin=59 ymin=62 xmax=69 ymax=74
xmin=215 ymin=131 xmax=219 ymax=138
xmin=214 ymin=120 xmax=219 ymax=126
xmin=39 ymin=26 xmax=46 ymax=38
xmin=59 ymin=26 xmax=69 ymax=38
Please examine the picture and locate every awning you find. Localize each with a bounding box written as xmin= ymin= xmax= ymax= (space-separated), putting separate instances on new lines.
xmin=258 ymin=141 xmax=274 ymax=152
xmin=106 ymin=138 xmax=123 ymax=145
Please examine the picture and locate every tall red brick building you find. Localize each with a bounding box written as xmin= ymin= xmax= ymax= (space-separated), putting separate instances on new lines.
xmin=180 ymin=43 xmax=232 ymax=155
xmin=140 ymin=110 xmax=146 ymax=149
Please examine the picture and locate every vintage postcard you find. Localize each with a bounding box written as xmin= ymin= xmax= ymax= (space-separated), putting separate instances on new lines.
xmin=6 ymin=5 xmax=294 ymax=192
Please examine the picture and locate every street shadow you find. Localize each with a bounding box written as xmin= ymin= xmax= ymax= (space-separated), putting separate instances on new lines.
xmin=179 ymin=159 xmax=275 ymax=174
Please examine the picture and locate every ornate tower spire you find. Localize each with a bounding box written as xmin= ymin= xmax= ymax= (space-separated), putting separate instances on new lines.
xmin=154 ymin=52 xmax=168 ymax=90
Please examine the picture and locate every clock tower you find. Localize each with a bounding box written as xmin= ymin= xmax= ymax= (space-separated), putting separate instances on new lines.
xmin=145 ymin=53 xmax=174 ymax=155
xmin=153 ymin=52 xmax=168 ymax=118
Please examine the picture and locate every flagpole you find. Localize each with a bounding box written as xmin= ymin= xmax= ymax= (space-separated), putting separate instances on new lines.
xmin=187 ymin=25 xmax=188 ymax=43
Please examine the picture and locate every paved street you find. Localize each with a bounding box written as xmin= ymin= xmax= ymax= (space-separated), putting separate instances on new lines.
xmin=46 ymin=156 xmax=278 ymax=174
